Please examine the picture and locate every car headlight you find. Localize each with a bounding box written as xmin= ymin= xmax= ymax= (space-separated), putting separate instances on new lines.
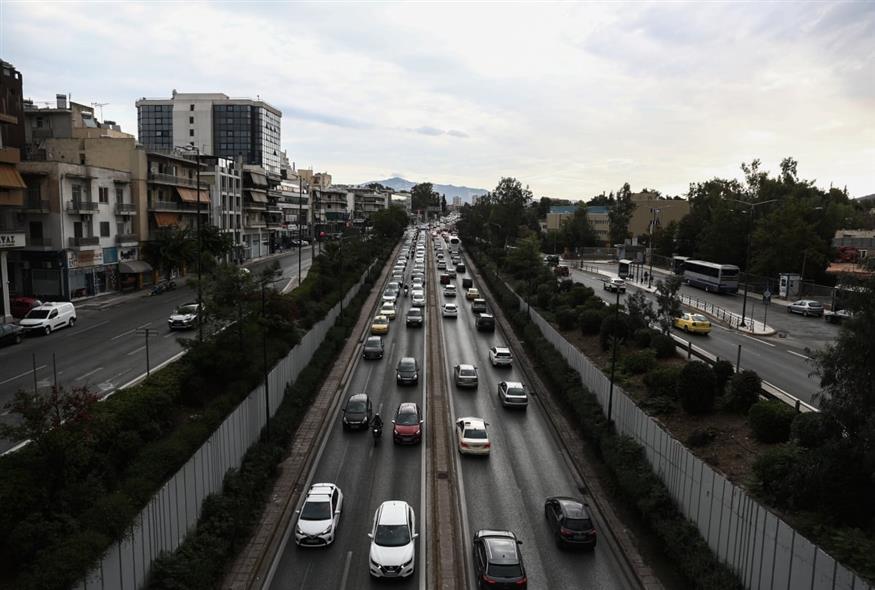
xmin=397 ymin=373 xmax=402 ymax=379
xmin=413 ymin=373 xmax=418 ymax=379
xmin=403 ymin=558 xmax=413 ymax=567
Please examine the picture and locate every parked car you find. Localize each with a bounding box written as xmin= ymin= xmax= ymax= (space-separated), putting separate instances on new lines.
xmin=473 ymin=530 xmax=526 ymax=588
xmin=787 ymin=299 xmax=824 ymax=317
xmin=498 ymin=381 xmax=529 ymax=409
xmin=342 ymin=393 xmax=372 ymax=430
xmin=295 ymin=483 xmax=343 ymax=547
xmin=20 ymin=302 xmax=77 ymax=335
xmin=442 ymin=303 xmax=458 ymax=318
xmin=10 ymin=296 xmax=41 ymax=319
xmin=476 ymin=313 xmax=495 ymax=332
xmin=406 ymin=307 xmax=424 ymax=328
xmin=362 ymin=336 xmax=385 ymax=359
xmin=489 ymin=346 xmax=513 ymax=367
xmin=673 ymin=312 xmax=711 ymax=335
xmin=544 ymin=254 xmax=560 ymax=266
xmin=0 ymin=323 xmax=24 ymax=347
xmin=554 ymin=265 xmax=570 ymax=277
xmin=456 ymin=417 xmax=491 ymax=455
xmin=368 ymin=501 xmax=418 ymax=578
xmin=544 ymin=496 xmax=597 ymax=549
xmin=454 ymin=364 xmax=479 ymax=388
xmin=371 ymin=315 xmax=390 ymax=335
xmin=392 ymin=402 xmax=423 ymax=444
xmin=396 ymin=357 xmax=419 ymax=385
xmin=471 ymin=298 xmax=488 ymax=314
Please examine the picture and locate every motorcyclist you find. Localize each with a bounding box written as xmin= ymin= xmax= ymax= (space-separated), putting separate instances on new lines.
xmin=371 ymin=413 xmax=383 ymax=434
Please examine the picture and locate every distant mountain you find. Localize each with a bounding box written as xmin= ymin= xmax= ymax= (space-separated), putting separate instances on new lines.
xmin=856 ymin=193 xmax=875 ymax=203
xmin=366 ymin=177 xmax=488 ymax=204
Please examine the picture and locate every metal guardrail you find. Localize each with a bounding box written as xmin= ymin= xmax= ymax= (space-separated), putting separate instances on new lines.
xmin=679 ymin=294 xmax=766 ymax=333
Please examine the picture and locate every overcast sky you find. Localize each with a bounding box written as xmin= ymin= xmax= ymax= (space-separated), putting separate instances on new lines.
xmin=3 ymin=1 xmax=873 ymax=199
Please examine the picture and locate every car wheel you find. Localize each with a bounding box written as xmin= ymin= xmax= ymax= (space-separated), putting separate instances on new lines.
xmin=44 ymin=325 xmax=52 ymax=336
xmin=69 ymin=317 xmax=76 ymax=327
xmin=14 ymin=333 xmax=22 ymax=344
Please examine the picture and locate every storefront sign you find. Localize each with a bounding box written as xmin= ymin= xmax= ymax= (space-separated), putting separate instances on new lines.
xmin=119 ymin=246 xmax=139 ymax=261
xmin=67 ymin=248 xmax=104 ymax=269
xmin=0 ymin=232 xmax=26 ymax=248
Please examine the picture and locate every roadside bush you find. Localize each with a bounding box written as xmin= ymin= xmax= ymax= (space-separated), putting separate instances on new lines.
xmin=633 ymin=328 xmax=655 ymax=349
xmin=579 ymin=308 xmax=606 ymax=335
xmin=599 ymin=312 xmax=630 ymax=351
xmin=678 ymin=361 xmax=715 ymax=414
xmin=535 ymin=283 xmax=554 ymax=309
xmin=748 ymin=400 xmax=795 ymax=443
xmin=621 ymin=349 xmax=657 ymax=375
xmin=687 ymin=427 xmax=718 ymax=448
xmin=712 ymin=360 xmax=734 ymax=395
xmin=725 ymin=370 xmax=762 ymax=413
xmin=650 ymin=333 xmax=677 ymax=359
xmin=643 ymin=366 xmax=682 ymax=398
xmin=752 ymin=444 xmax=802 ymax=503
xmin=640 ymin=396 xmax=676 ymax=415
xmin=555 ymin=306 xmax=578 ymax=331
xmin=791 ymin=412 xmax=836 ymax=449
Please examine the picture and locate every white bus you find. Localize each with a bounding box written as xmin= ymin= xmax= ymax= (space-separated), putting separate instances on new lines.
xmin=447 ymin=235 xmax=461 ymax=255
xmin=671 ymin=255 xmax=689 ymax=275
xmin=683 ymin=260 xmax=740 ymax=294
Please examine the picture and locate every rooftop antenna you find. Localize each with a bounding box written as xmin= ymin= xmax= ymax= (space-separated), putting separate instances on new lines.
xmin=91 ymin=102 xmax=109 ymax=120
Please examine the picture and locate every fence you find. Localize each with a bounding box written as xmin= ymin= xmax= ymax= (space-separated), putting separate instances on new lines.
xmin=515 ymin=292 xmax=869 ymax=590
xmin=77 ymin=266 xmax=373 ymax=590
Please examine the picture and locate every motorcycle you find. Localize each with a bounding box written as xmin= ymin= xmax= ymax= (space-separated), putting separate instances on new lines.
xmin=150 ymin=280 xmax=177 ymax=296
xmin=372 ymin=424 xmax=382 ymax=444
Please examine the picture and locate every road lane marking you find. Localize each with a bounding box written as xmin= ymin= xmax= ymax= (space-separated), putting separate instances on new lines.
xmin=0 ymin=365 xmax=47 ymax=386
xmin=75 ymin=367 xmax=103 ymax=381
xmin=739 ymin=333 xmax=776 ymax=347
xmin=126 ymin=346 xmax=146 ymax=356
xmin=65 ymin=320 xmax=109 ymax=336
xmin=339 ymin=551 xmax=353 ymax=590
xmin=788 ymin=350 xmax=812 ymax=361
xmin=111 ymin=322 xmax=151 ymax=341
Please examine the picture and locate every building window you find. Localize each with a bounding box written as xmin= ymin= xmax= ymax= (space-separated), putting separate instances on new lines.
xmin=29 ymin=221 xmax=43 ymax=239
xmin=99 ymin=187 xmax=109 ymax=203
xmin=100 ymin=222 xmax=110 ymax=237
xmin=73 ymin=222 xmax=83 ymax=238
xmin=190 ymin=104 xmax=195 ymax=111
xmin=36 ymin=117 xmax=44 ymax=128
xmin=189 ymin=116 xmax=194 ymax=124
xmin=72 ymin=184 xmax=82 ymax=202
xmin=79 ymin=153 xmax=86 ymax=165
xmin=116 ymin=187 xmax=124 ymax=203
xmin=189 ymin=129 xmax=194 ymax=137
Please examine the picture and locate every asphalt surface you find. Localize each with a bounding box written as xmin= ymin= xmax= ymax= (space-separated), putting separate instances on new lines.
xmin=571 ymin=265 xmax=830 ymax=406
xmin=0 ymin=249 xmax=314 ymax=454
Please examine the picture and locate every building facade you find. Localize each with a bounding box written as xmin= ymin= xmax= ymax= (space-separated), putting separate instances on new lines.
xmin=627 ymin=192 xmax=690 ymax=240
xmin=311 ymin=186 xmax=349 ymax=237
xmin=200 ymin=156 xmax=243 ymax=263
xmin=136 ymin=91 xmax=283 ymax=175
xmin=0 ymin=60 xmax=27 ymax=321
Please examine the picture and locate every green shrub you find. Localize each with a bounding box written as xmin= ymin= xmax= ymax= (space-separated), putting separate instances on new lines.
xmin=640 ymin=396 xmax=676 ymax=415
xmin=599 ymin=312 xmax=630 ymax=351
xmin=555 ymin=306 xmax=578 ymax=331
xmin=748 ymin=400 xmax=796 ymax=443
xmin=633 ymin=328 xmax=655 ymax=349
xmin=650 ymin=333 xmax=677 ymax=358
xmin=643 ymin=366 xmax=682 ymax=398
xmin=687 ymin=427 xmax=717 ymax=448
xmin=791 ymin=412 xmax=836 ymax=449
xmin=621 ymin=349 xmax=657 ymax=375
xmin=726 ymin=370 xmax=762 ymax=413
xmin=579 ymin=308 xmax=606 ymax=335
xmin=712 ymin=360 xmax=734 ymax=395
xmin=677 ymin=361 xmax=715 ymax=414
xmin=752 ymin=444 xmax=802 ymax=502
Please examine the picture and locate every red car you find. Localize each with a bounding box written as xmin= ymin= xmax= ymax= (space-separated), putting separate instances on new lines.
xmin=392 ymin=402 xmax=423 ymax=444
xmin=11 ymin=296 xmax=42 ymax=319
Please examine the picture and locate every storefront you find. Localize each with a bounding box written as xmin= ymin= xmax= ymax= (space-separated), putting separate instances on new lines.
xmin=118 ymin=246 xmax=154 ymax=292
xmin=66 ymin=249 xmax=118 ymax=299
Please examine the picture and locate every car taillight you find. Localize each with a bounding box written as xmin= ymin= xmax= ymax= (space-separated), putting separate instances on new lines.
xmin=480 ymin=575 xmax=497 ymax=585
xmin=560 ymin=527 xmax=575 ymax=537
xmin=460 ymin=442 xmax=469 ymax=448
xmin=516 ymin=576 xmax=527 ymax=586
xmin=484 ymin=442 xmax=491 ymax=448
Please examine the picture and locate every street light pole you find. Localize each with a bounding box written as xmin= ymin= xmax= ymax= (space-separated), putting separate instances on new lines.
xmin=298 ymin=177 xmax=303 ymax=287
xmin=648 ymin=208 xmax=659 ymax=288
xmin=607 ymin=288 xmax=620 ymax=424
xmin=730 ymin=198 xmax=779 ymax=328
xmin=196 ymin=146 xmax=204 ymax=343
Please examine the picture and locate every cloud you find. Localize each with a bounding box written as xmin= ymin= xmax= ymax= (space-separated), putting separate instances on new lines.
xmin=414 ymin=126 xmax=444 ymax=136
xmin=447 ymin=130 xmax=469 ymax=138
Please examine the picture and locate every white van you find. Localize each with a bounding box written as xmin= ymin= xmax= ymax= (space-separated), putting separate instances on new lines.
xmin=19 ymin=302 xmax=77 ymax=335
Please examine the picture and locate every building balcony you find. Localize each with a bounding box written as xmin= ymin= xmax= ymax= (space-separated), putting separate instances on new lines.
xmin=69 ymin=236 xmax=100 ymax=248
xmin=148 ymin=200 xmax=204 ymax=213
xmin=244 ymin=218 xmax=266 ymax=229
xmin=116 ymin=233 xmax=138 ymax=244
xmin=115 ymin=203 xmax=137 ymax=215
xmin=27 ymin=236 xmax=54 ymax=249
xmin=66 ymin=199 xmax=99 ymax=214
xmin=148 ymin=171 xmax=206 ymax=189
xmin=0 ymin=146 xmax=20 ymax=165
xmin=24 ymin=199 xmax=51 ymax=213
xmin=243 ymin=202 xmax=266 ymax=211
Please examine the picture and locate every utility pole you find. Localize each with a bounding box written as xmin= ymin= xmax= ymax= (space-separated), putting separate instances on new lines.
xmin=298 ymin=176 xmax=303 ymax=287
xmin=607 ymin=288 xmax=621 ymax=424
xmin=135 ymin=327 xmax=160 ymax=376
xmin=648 ymin=208 xmax=659 ymax=288
xmin=196 ymin=146 xmax=203 ymax=342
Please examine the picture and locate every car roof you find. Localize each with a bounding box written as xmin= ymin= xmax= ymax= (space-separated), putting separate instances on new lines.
xmin=457 ymin=363 xmax=475 ymax=370
xmin=377 ymin=500 xmax=409 ymax=524
xmin=349 ymin=393 xmax=369 ymax=402
xmin=502 ymin=381 xmax=524 ymax=389
xmin=397 ymin=402 xmax=418 ymax=413
xmin=408 ymin=307 xmax=422 ymax=314
xmin=458 ymin=416 xmax=486 ymax=428
xmin=399 ymin=356 xmax=416 ymax=364
xmin=483 ymin=536 xmax=520 ymax=564
xmin=492 ymin=346 xmax=510 ymax=353
xmin=373 ymin=315 xmax=387 ymax=321
xmin=366 ymin=336 xmax=382 ymax=343
xmin=309 ymin=482 xmax=337 ymax=496
xmin=549 ymin=496 xmax=590 ymax=518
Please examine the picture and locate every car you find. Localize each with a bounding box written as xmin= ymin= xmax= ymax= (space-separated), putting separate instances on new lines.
xmin=466 ymin=288 xmax=480 ymax=301
xmin=473 ymin=530 xmax=527 ymax=588
xmin=382 ymin=289 xmax=398 ymax=304
xmin=489 ymin=346 xmax=513 ymax=367
xmin=788 ymin=299 xmax=824 ymax=317
xmin=602 ymin=276 xmax=626 ymax=293
xmin=673 ymin=312 xmax=711 ymax=335
xmin=476 ymin=313 xmax=495 ymax=332
xmin=295 ymin=483 xmax=344 ymax=547
xmin=371 ymin=315 xmax=390 ymax=335
xmin=442 ymin=303 xmax=458 ymax=318
xmin=447 ymin=268 xmax=457 ymax=279
xmin=0 ymin=323 xmax=24 ymax=347
xmin=554 ymin=265 xmax=570 ymax=277
xmin=396 ymin=357 xmax=419 ymax=385
xmin=437 ymin=261 xmax=447 ymax=270
xmin=342 ymin=393 xmax=372 ymax=430
xmin=411 ymin=291 xmax=426 ymax=307
xmin=20 ymin=301 xmax=77 ymax=335
xmin=825 ymin=308 xmax=854 ymax=324
xmin=456 ymin=264 xmax=467 ymax=274
xmin=462 ymin=277 xmax=473 ymax=289
xmin=406 ymin=307 xmax=424 ymax=327
xmin=544 ymin=254 xmax=560 ymax=266
xmin=498 ymin=381 xmax=529 ymax=409
xmin=10 ymin=296 xmax=41 ymax=319
xmin=444 ymin=284 xmax=457 ymax=297
xmin=167 ymin=302 xmax=201 ymax=330
xmin=387 ymin=281 xmax=401 ymax=292
xmin=454 ymin=364 xmax=479 ymax=388
xmin=471 ymin=298 xmax=488 ymax=314
xmin=368 ymin=500 xmax=418 ymax=578
xmin=544 ymin=496 xmax=597 ymax=549
xmin=380 ymin=301 xmax=397 ymax=320
xmin=392 ymin=402 xmax=423 ymax=444
xmin=440 ymin=273 xmax=451 ymax=285
xmin=456 ymin=417 xmax=491 ymax=455
xmin=363 ymin=336 xmax=385 ymax=359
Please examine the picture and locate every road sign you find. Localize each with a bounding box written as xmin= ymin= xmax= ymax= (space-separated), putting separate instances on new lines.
xmin=763 ymin=289 xmax=772 ymax=304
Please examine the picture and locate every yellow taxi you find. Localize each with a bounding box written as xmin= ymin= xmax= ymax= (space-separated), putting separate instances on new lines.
xmin=466 ymin=288 xmax=480 ymax=301
xmin=370 ymin=315 xmax=390 ymax=335
xmin=673 ymin=312 xmax=711 ymax=335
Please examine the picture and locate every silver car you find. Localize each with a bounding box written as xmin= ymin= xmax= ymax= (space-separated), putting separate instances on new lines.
xmin=787 ymin=299 xmax=824 ymax=317
xmin=454 ymin=364 xmax=479 ymax=388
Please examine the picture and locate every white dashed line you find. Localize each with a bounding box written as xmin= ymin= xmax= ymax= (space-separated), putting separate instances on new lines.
xmin=788 ymin=350 xmax=812 ymax=361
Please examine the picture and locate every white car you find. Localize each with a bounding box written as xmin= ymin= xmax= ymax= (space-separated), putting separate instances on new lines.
xmin=380 ymin=302 xmax=397 ymax=320
xmin=444 ymin=284 xmax=457 ymax=297
xmin=369 ymin=500 xmax=418 ymax=578
xmin=411 ymin=291 xmax=426 ymax=307
xmin=442 ymin=303 xmax=458 ymax=318
xmin=20 ymin=301 xmax=77 ymax=335
xmin=498 ymin=381 xmax=529 ymax=409
xmin=295 ymin=483 xmax=344 ymax=547
xmin=456 ymin=417 xmax=491 ymax=455
xmin=489 ymin=346 xmax=513 ymax=367
xmin=382 ymin=289 xmax=398 ymax=304
xmin=168 ymin=302 xmax=201 ymax=330
xmin=387 ymin=281 xmax=401 ymax=292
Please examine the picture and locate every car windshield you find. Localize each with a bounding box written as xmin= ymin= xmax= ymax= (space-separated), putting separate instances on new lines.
xmin=465 ymin=428 xmax=487 ymax=439
xmin=564 ymin=517 xmax=593 ymax=531
xmin=24 ymin=309 xmax=50 ymax=319
xmin=488 ymin=563 xmax=523 ymax=578
xmin=374 ymin=318 xmax=387 ymax=324
xmin=374 ymin=524 xmax=411 ymax=547
xmin=506 ymin=387 xmax=526 ymax=396
xmin=366 ymin=338 xmax=381 ymax=347
xmin=399 ymin=360 xmax=416 ymax=370
xmin=396 ymin=410 xmax=419 ymax=425
xmin=177 ymin=305 xmax=198 ymax=314
xmin=347 ymin=400 xmax=366 ymax=413
xmin=408 ymin=309 xmax=421 ymax=317
xmin=300 ymin=500 xmax=331 ymax=520
xmin=460 ymin=368 xmax=475 ymax=377
xmin=691 ymin=314 xmax=708 ymax=322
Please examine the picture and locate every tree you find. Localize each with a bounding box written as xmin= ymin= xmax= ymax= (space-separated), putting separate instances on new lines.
xmin=488 ymin=177 xmax=532 ymax=249
xmin=608 ymin=183 xmax=635 ymax=245
xmin=536 ymin=197 xmax=552 ymax=219
xmin=441 ymin=194 xmax=447 ymax=215
xmin=144 ymin=227 xmax=196 ymax=279
xmin=654 ymin=275 xmax=683 ymax=334
xmin=652 ymin=220 xmax=678 ymax=257
xmin=370 ymin=207 xmax=408 ymax=240
xmin=560 ymin=207 xmax=598 ymax=254
xmin=411 ymin=183 xmax=439 ymax=215
xmin=625 ymin=290 xmax=655 ymax=331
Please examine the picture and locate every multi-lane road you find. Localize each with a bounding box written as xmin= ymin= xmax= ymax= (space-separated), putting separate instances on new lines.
xmin=268 ymin=233 xmax=636 ymax=589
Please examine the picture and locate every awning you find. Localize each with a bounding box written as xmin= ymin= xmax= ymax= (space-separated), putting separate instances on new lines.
xmin=0 ymin=191 xmax=23 ymax=207
xmin=0 ymin=164 xmax=26 ymax=189
xmin=246 ymin=190 xmax=268 ymax=203
xmin=176 ymin=187 xmax=210 ymax=204
xmin=119 ymin=260 xmax=154 ymax=274
xmin=247 ymin=171 xmax=268 ymax=187
xmin=153 ymin=212 xmax=179 ymax=227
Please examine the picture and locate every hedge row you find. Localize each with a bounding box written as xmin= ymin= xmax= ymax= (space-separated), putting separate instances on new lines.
xmin=471 ymin=248 xmax=742 ymax=590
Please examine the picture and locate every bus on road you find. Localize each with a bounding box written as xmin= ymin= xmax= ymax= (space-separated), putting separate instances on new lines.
xmin=683 ymin=260 xmax=740 ymax=294
xmin=671 ymin=255 xmax=689 ymax=275
xmin=448 ymin=235 xmax=461 ymax=255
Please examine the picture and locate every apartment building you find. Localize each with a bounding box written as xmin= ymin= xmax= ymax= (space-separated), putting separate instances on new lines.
xmin=0 ymin=60 xmax=27 ymax=320
xmin=348 ymin=187 xmax=388 ymax=224
xmin=200 ymin=156 xmax=243 ymax=262
xmin=279 ymin=178 xmax=309 ymax=244
xmin=136 ymin=91 xmax=283 ymax=175
xmin=311 ymin=186 xmax=349 ymax=237
xmin=627 ymin=192 xmax=689 ymax=239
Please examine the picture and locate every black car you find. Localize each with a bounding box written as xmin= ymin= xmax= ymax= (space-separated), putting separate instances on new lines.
xmin=342 ymin=393 xmax=372 ymax=430
xmin=475 ymin=313 xmax=495 ymax=332
xmin=462 ymin=277 xmax=473 ymax=289
xmin=544 ymin=496 xmax=597 ymax=549
xmin=396 ymin=357 xmax=419 ymax=385
xmin=362 ymin=336 xmax=384 ymax=359
xmin=473 ymin=530 xmax=527 ymax=589
xmin=406 ymin=308 xmax=424 ymax=328
xmin=456 ymin=264 xmax=466 ymax=274
xmin=0 ymin=323 xmax=23 ymax=347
